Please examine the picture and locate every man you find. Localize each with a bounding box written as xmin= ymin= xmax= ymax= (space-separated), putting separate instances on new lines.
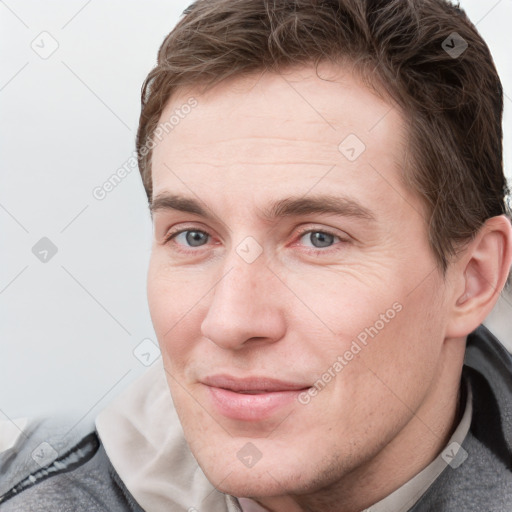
xmin=1 ymin=0 xmax=511 ymax=511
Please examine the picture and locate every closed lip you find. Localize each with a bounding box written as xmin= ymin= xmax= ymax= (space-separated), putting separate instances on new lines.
xmin=201 ymin=374 xmax=311 ymax=393
xmin=203 ymin=374 xmax=311 ymax=421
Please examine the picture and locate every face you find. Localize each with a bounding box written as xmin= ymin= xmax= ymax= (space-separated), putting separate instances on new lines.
xmin=147 ymin=64 xmax=453 ymax=504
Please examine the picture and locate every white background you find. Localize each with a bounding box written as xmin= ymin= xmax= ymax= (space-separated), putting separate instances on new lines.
xmin=1 ymin=0 xmax=511 ymax=434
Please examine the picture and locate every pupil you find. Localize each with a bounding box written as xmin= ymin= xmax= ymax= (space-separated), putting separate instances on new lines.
xmin=186 ymin=231 xmax=206 ymax=247
xmin=312 ymin=232 xmax=333 ymax=248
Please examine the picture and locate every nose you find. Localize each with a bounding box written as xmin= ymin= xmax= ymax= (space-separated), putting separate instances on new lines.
xmin=200 ymin=254 xmax=286 ymax=351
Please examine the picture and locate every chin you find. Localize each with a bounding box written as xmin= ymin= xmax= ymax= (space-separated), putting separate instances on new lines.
xmin=205 ymin=465 xmax=293 ymax=498
xmin=193 ymin=445 xmax=316 ymax=499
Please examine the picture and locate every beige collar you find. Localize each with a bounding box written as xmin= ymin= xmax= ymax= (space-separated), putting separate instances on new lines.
xmin=96 ymin=359 xmax=238 ymax=512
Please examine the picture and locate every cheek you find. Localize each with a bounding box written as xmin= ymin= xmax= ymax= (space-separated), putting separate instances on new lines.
xmin=350 ymin=278 xmax=448 ymax=412
xmin=146 ymin=259 xmax=207 ymax=366
xmin=280 ymin=265 xmax=400 ymax=346
xmin=297 ymin=265 xmax=447 ymax=399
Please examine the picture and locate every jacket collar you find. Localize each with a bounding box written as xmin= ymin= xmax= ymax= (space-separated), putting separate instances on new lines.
xmin=464 ymin=324 xmax=512 ymax=469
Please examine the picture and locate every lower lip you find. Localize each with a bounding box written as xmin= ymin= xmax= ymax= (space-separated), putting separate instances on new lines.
xmin=206 ymin=386 xmax=308 ymax=421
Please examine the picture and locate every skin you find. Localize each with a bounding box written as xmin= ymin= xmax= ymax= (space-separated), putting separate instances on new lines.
xmin=146 ymin=63 xmax=512 ymax=512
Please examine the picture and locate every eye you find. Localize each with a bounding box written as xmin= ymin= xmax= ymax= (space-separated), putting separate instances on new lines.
xmin=165 ymin=229 xmax=210 ymax=248
xmin=297 ymin=229 xmax=343 ymax=250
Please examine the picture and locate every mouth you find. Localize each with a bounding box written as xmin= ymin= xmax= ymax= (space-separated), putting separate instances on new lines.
xmin=201 ymin=375 xmax=311 ymax=421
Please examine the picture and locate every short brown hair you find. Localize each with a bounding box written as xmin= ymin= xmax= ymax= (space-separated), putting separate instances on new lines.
xmin=136 ymin=0 xmax=510 ymax=272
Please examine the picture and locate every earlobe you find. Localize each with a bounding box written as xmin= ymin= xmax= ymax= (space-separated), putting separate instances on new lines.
xmin=446 ymin=215 xmax=512 ymax=338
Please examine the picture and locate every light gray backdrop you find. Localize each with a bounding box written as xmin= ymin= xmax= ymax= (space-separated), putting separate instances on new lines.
xmin=1 ymin=1 xmax=511 ymax=435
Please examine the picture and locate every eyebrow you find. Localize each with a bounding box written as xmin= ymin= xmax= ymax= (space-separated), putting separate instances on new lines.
xmin=150 ymin=193 xmax=376 ymax=222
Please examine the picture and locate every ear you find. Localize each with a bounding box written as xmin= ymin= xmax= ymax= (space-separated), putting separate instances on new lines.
xmin=445 ymin=215 xmax=512 ymax=338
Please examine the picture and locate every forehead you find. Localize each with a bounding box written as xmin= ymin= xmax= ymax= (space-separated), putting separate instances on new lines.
xmin=150 ymin=63 xmax=407 ymax=204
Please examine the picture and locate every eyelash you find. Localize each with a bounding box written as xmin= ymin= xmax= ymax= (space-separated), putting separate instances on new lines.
xmin=163 ymin=225 xmax=347 ymax=255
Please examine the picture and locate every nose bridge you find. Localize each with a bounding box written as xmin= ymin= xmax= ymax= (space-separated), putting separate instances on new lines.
xmin=211 ymin=247 xmax=267 ymax=317
xmin=200 ymin=244 xmax=285 ymax=349
xmin=213 ymin=233 xmax=268 ymax=306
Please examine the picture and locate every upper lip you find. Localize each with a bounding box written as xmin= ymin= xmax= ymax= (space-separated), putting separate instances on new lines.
xmin=202 ymin=374 xmax=311 ymax=392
